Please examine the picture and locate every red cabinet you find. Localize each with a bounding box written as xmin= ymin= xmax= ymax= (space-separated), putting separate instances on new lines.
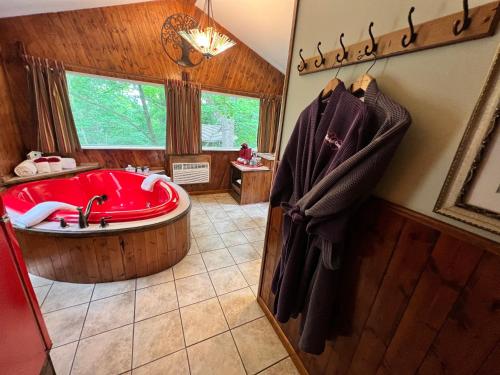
xmin=0 ymin=199 xmax=53 ymax=374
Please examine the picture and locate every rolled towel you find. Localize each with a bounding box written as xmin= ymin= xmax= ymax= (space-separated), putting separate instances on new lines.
xmin=48 ymin=156 xmax=62 ymax=172
xmin=141 ymin=173 xmax=172 ymax=192
xmin=13 ymin=201 xmax=78 ymax=228
xmin=61 ymin=157 xmax=76 ymax=169
xmin=14 ymin=160 xmax=37 ymax=177
xmin=34 ymin=157 xmax=51 ymax=174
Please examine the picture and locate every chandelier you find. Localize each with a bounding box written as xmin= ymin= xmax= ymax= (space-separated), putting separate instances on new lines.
xmin=178 ymin=0 xmax=236 ymax=59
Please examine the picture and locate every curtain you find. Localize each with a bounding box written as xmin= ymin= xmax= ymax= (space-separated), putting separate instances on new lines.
xmin=257 ymin=95 xmax=282 ymax=153
xmin=165 ymin=79 xmax=201 ymax=155
xmin=26 ymin=57 xmax=81 ymax=153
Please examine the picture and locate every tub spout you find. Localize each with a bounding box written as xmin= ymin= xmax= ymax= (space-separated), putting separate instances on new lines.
xmin=78 ymin=195 xmax=107 ymax=228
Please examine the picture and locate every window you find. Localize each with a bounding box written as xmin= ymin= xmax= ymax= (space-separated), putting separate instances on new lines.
xmin=66 ymin=72 xmax=166 ymax=149
xmin=201 ymin=91 xmax=260 ymax=150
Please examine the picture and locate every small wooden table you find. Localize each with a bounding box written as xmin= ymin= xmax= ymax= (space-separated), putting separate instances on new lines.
xmin=229 ymin=161 xmax=272 ymax=204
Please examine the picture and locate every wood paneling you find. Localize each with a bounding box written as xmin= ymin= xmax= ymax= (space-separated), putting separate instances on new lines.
xmin=259 ymin=198 xmax=500 ymax=375
xmin=16 ymin=213 xmax=190 ymax=283
xmin=0 ymin=0 xmax=284 ymax=188
xmin=0 ymin=55 xmax=24 ymax=177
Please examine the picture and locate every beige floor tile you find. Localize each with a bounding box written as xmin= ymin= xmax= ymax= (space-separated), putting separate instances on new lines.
xmin=34 ymin=285 xmax=50 ymax=306
xmin=220 ymin=231 xmax=248 ymax=247
xmin=43 ymin=304 xmax=87 ymax=347
xmin=188 ymin=240 xmax=200 ymax=255
xmin=241 ymin=228 xmax=266 ymax=243
xmin=180 ymin=298 xmax=228 ymax=346
xmin=135 ymin=282 xmax=178 ymax=321
xmin=209 ymin=266 xmax=248 ymax=295
xmin=201 ymin=249 xmax=235 ymax=271
xmin=173 ymin=254 xmax=207 ymax=279
xmin=218 ymin=288 xmax=264 ymax=328
xmin=81 ymin=292 xmax=134 ymax=338
xmin=29 ymin=273 xmax=54 ymax=287
xmin=132 ymin=349 xmax=189 ymax=375
xmin=252 ymin=217 xmax=268 ymax=227
xmin=136 ymin=269 xmax=173 ymax=289
xmin=196 ymin=234 xmax=226 ymax=252
xmin=250 ymin=284 xmax=259 ymax=296
xmin=238 ymin=259 xmax=262 ymax=285
xmin=207 ymin=209 xmax=230 ymax=221
xmin=227 ymin=209 xmax=250 ymax=220
xmin=228 ymin=244 xmax=260 ymax=264
xmin=92 ymin=279 xmax=136 ymax=300
xmin=175 ymin=273 xmax=216 ymax=307
xmin=187 ymin=332 xmax=246 ymax=375
xmin=42 ymin=282 xmax=94 ymax=313
xmin=191 ymin=222 xmax=217 ymax=238
xmin=235 ymin=217 xmax=259 ymax=230
xmin=232 ymin=317 xmax=287 ymax=374
xmin=213 ymin=220 xmax=239 ymax=234
xmin=249 ymin=241 xmax=265 ymax=255
xmin=190 ymin=207 xmax=205 ymax=216
xmin=72 ymin=325 xmax=133 ymax=375
xmin=49 ymin=341 xmax=78 ymax=375
xmin=133 ymin=311 xmax=185 ymax=368
xmin=259 ymin=357 xmax=300 ymax=375
xmin=191 ymin=214 xmax=211 ymax=226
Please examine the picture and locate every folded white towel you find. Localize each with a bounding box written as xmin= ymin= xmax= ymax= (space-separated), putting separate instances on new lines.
xmin=141 ymin=173 xmax=172 ymax=192
xmin=34 ymin=158 xmax=51 ymax=174
xmin=61 ymin=157 xmax=76 ymax=169
xmin=14 ymin=160 xmax=37 ymax=177
xmin=48 ymin=156 xmax=62 ymax=172
xmin=13 ymin=201 xmax=78 ymax=228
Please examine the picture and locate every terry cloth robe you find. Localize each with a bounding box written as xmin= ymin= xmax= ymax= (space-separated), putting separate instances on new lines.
xmin=270 ymin=80 xmax=411 ymax=354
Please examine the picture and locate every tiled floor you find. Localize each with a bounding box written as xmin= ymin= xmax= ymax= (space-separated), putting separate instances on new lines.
xmin=30 ymin=193 xmax=299 ymax=375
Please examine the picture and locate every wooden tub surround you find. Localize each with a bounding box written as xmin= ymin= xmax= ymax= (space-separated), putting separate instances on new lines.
xmin=12 ymin=186 xmax=191 ymax=284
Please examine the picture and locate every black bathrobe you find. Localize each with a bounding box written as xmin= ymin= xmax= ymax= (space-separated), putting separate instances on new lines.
xmin=270 ymin=81 xmax=410 ymax=354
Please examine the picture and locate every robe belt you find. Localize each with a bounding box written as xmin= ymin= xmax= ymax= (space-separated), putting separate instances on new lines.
xmin=281 ymin=203 xmax=307 ymax=223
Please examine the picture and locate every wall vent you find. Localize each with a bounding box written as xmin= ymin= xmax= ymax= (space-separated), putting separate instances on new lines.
xmin=172 ymin=162 xmax=210 ymax=184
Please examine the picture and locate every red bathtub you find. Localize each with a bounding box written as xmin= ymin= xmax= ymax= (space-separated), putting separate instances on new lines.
xmin=2 ymin=170 xmax=180 ymax=224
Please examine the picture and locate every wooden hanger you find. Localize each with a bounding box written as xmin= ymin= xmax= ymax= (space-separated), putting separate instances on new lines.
xmin=350 ymin=74 xmax=374 ymax=96
xmin=321 ymin=77 xmax=341 ymax=98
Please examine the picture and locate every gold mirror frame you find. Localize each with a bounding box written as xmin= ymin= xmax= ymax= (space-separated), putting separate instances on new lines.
xmin=434 ymin=47 xmax=500 ymax=235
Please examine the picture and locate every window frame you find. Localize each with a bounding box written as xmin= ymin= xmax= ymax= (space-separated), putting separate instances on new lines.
xmin=200 ymin=89 xmax=260 ymax=152
xmin=66 ymin=70 xmax=167 ymax=151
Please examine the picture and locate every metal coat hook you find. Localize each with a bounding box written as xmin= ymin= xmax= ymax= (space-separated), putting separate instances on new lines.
xmin=402 ymin=7 xmax=418 ymax=47
xmin=453 ymin=0 xmax=471 ymax=36
xmin=364 ymin=22 xmax=378 ymax=56
xmin=297 ymin=48 xmax=307 ymax=72
xmin=336 ymin=33 xmax=349 ymax=63
xmin=314 ymin=42 xmax=326 ymax=68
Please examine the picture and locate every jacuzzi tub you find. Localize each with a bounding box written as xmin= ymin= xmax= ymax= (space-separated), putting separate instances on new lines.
xmin=2 ymin=170 xmax=180 ymax=223
xmin=1 ymin=170 xmax=191 ymax=283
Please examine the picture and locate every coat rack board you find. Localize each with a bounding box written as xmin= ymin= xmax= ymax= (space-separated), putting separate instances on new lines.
xmin=298 ymin=0 xmax=500 ymax=75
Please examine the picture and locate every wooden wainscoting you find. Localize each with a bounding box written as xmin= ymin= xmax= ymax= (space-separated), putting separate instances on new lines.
xmin=259 ymin=198 xmax=500 ymax=375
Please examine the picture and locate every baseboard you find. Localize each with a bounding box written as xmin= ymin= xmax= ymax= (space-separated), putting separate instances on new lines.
xmin=257 ymin=297 xmax=310 ymax=375
xmin=187 ymin=189 xmax=232 ymax=195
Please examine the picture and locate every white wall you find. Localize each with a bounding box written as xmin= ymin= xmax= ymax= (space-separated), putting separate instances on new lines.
xmin=280 ymin=0 xmax=500 ymax=242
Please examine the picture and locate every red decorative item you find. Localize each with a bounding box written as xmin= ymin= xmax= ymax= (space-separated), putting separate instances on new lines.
xmin=239 ymin=143 xmax=252 ymax=160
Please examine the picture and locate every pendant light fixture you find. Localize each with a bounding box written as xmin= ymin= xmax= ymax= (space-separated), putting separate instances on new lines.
xmin=178 ymin=0 xmax=236 ymax=59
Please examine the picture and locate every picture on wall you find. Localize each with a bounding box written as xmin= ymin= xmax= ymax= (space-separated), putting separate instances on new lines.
xmin=434 ymin=48 xmax=500 ymax=235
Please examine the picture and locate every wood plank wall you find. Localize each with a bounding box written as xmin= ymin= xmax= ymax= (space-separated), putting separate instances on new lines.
xmin=259 ymin=198 xmax=500 ymax=375
xmin=0 ymin=55 xmax=24 ymax=176
xmin=0 ymin=0 xmax=284 ymax=189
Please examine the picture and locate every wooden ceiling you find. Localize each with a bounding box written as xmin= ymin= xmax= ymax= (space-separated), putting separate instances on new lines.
xmin=0 ymin=0 xmax=284 ymax=178
xmin=0 ymin=0 xmax=284 ymax=94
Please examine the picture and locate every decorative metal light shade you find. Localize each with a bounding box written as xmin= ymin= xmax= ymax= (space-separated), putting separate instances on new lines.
xmin=178 ymin=0 xmax=236 ymax=59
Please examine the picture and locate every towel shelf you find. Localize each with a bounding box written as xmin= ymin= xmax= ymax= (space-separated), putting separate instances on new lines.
xmin=1 ymin=163 xmax=100 ymax=187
